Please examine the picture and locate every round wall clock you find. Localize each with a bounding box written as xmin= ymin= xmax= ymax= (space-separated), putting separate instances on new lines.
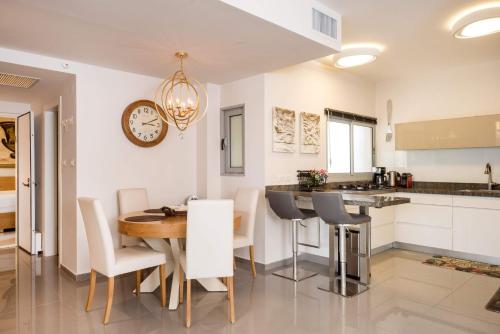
xmin=121 ymin=99 xmax=168 ymax=147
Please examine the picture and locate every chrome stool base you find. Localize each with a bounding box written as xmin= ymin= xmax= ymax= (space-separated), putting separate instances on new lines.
xmin=318 ymin=277 xmax=369 ymax=297
xmin=273 ymin=267 xmax=318 ymax=282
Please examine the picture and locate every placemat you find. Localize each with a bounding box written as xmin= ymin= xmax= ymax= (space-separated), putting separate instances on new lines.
xmin=144 ymin=209 xmax=163 ymax=214
xmin=144 ymin=208 xmax=187 ymax=216
xmin=125 ymin=215 xmax=166 ymax=222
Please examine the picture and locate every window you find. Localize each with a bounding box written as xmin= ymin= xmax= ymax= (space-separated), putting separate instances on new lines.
xmin=326 ymin=110 xmax=375 ymax=174
xmin=220 ymin=105 xmax=245 ymax=175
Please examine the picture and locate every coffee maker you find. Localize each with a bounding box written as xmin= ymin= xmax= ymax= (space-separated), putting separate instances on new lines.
xmin=373 ymin=167 xmax=386 ymax=186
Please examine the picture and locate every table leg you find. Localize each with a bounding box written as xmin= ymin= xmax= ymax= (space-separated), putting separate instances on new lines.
xmin=359 ymin=206 xmax=371 ymax=285
xmin=169 ymin=238 xmax=181 ymax=310
xmin=140 ymin=238 xmax=173 ymax=293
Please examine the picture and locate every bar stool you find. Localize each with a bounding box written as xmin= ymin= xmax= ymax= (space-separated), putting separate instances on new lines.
xmin=312 ymin=192 xmax=371 ymax=297
xmin=268 ymin=191 xmax=318 ymax=282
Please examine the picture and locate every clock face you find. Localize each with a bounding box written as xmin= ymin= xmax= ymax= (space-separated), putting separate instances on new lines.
xmin=122 ymin=100 xmax=168 ymax=147
xmin=128 ymin=105 xmax=163 ymax=143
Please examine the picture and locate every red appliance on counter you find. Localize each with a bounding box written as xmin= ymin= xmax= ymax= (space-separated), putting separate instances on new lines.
xmin=400 ymin=173 xmax=413 ymax=188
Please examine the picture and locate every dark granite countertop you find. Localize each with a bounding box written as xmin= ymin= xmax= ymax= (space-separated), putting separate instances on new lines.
xmin=291 ymin=191 xmax=410 ymax=208
xmin=266 ymin=181 xmax=500 ymax=198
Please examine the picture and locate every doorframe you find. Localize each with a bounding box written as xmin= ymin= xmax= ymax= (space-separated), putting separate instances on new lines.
xmin=42 ymin=100 xmax=63 ymax=263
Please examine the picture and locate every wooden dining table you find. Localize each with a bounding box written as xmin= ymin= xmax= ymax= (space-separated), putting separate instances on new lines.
xmin=118 ymin=210 xmax=241 ymax=310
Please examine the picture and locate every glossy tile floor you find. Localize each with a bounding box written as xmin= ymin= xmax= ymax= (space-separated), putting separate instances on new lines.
xmin=1 ymin=248 xmax=499 ymax=334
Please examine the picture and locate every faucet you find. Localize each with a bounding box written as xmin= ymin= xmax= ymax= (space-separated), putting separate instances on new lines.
xmin=484 ymin=163 xmax=495 ymax=190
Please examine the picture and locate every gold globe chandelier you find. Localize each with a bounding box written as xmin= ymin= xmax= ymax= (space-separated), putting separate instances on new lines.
xmin=154 ymin=52 xmax=208 ymax=134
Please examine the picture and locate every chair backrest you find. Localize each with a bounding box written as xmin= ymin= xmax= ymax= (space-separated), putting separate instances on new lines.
xmin=117 ymin=188 xmax=149 ymax=247
xmin=78 ymin=197 xmax=115 ymax=276
xmin=267 ymin=191 xmax=304 ymax=220
xmin=234 ymin=188 xmax=259 ymax=243
xmin=117 ymin=188 xmax=150 ymax=214
xmin=186 ymin=200 xmax=233 ymax=279
xmin=312 ymin=192 xmax=351 ymax=225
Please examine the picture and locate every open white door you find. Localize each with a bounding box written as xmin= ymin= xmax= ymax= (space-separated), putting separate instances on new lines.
xmin=17 ymin=111 xmax=36 ymax=254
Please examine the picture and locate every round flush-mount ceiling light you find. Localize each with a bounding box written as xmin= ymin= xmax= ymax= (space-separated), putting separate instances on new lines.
xmin=451 ymin=5 xmax=500 ymax=39
xmin=333 ymin=45 xmax=382 ymax=69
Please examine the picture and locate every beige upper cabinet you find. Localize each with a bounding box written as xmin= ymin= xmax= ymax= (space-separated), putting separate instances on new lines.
xmin=395 ymin=114 xmax=500 ymax=150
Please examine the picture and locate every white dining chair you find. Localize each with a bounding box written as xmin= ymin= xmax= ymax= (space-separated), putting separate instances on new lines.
xmin=178 ymin=200 xmax=235 ymax=328
xmin=233 ymin=188 xmax=259 ymax=277
xmin=117 ymin=188 xmax=149 ymax=247
xmin=78 ymin=197 xmax=167 ymax=324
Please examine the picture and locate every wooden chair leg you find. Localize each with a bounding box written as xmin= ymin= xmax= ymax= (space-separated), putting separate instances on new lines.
xmin=135 ymin=269 xmax=142 ymax=295
xmin=228 ymin=277 xmax=235 ymax=324
xmin=85 ymin=269 xmax=96 ymax=311
xmin=249 ymin=245 xmax=257 ymax=278
xmin=103 ymin=276 xmax=114 ymax=325
xmin=179 ymin=266 xmax=184 ymax=304
xmin=186 ymin=279 xmax=191 ymax=328
xmin=159 ymin=264 xmax=167 ymax=307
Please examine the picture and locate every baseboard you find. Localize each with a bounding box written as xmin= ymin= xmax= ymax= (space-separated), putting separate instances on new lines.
xmin=59 ymin=264 xmax=90 ymax=281
xmin=372 ymin=243 xmax=394 ymax=255
xmin=393 ymin=242 xmax=500 ymax=265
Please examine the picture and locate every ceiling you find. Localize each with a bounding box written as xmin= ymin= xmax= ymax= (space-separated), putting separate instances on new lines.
xmin=1 ymin=1 xmax=498 ymax=84
xmin=319 ymin=0 xmax=500 ymax=82
xmin=0 ymin=61 xmax=73 ymax=105
xmin=0 ymin=0 xmax=334 ymax=84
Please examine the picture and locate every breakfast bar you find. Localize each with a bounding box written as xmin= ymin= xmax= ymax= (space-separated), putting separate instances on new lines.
xmin=267 ymin=189 xmax=410 ymax=296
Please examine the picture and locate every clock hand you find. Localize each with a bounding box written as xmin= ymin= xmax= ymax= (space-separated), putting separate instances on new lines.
xmin=142 ymin=117 xmax=159 ymax=126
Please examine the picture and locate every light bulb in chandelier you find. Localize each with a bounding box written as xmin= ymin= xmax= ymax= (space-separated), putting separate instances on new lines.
xmin=154 ymin=52 xmax=208 ymax=132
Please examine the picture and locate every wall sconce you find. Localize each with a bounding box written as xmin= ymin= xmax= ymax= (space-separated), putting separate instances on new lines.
xmin=385 ymin=99 xmax=393 ymax=142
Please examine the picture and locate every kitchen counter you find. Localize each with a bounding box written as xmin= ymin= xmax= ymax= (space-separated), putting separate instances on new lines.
xmin=289 ymin=191 xmax=410 ymax=208
xmin=266 ymin=181 xmax=500 ymax=198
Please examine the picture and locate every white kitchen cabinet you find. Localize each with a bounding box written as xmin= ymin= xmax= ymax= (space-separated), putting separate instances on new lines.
xmin=453 ymin=196 xmax=500 ymax=210
xmin=395 ymin=203 xmax=452 ymax=229
xmin=394 ymin=193 xmax=453 ymax=250
xmin=396 ymin=223 xmax=452 ymax=249
xmin=394 ymin=192 xmax=453 ymax=206
xmin=453 ymin=206 xmax=500 ymax=258
xmin=370 ymin=205 xmax=395 ymax=249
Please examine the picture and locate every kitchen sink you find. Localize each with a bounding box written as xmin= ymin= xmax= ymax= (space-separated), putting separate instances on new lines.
xmin=457 ymin=189 xmax=500 ymax=194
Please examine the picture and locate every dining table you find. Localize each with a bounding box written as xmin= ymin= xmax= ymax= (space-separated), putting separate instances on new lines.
xmin=118 ymin=209 xmax=241 ymax=310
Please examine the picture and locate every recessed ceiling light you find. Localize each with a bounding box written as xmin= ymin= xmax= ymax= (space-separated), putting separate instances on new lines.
xmin=451 ymin=5 xmax=500 ymax=39
xmin=333 ymin=46 xmax=381 ymax=69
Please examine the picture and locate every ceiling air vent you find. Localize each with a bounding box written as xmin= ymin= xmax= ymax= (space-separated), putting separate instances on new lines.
xmin=312 ymin=8 xmax=338 ymax=39
xmin=0 ymin=73 xmax=40 ymax=89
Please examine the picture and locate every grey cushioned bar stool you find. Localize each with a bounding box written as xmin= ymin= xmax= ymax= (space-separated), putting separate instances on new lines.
xmin=312 ymin=192 xmax=371 ymax=297
xmin=268 ymin=191 xmax=318 ymax=282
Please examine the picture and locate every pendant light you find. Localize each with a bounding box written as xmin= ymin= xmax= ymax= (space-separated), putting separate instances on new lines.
xmin=154 ymin=52 xmax=208 ymax=135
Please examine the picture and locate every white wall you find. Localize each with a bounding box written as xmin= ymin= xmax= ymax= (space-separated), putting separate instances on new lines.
xmin=0 ymin=47 xmax=199 ymax=275
xmin=376 ymin=60 xmax=500 ymax=183
xmin=197 ymin=83 xmax=222 ymax=199
xmin=75 ymin=64 xmax=198 ymax=274
xmin=265 ymin=61 xmax=376 ymax=185
xmin=220 ymin=75 xmax=267 ymax=263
